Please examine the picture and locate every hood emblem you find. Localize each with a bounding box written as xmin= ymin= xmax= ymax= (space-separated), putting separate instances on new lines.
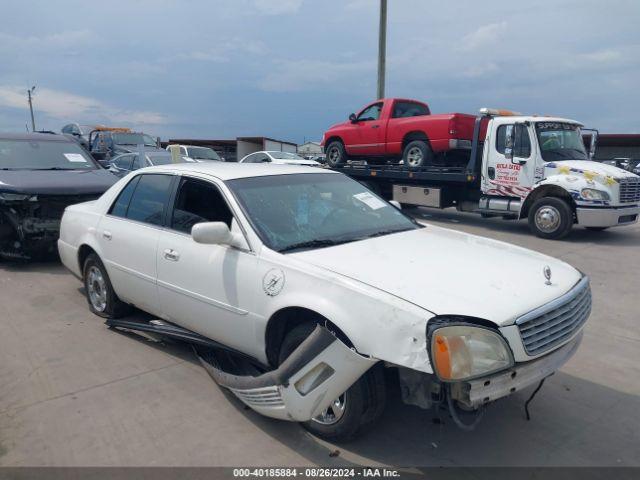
xmin=263 ymin=269 xmax=285 ymax=296
xmin=543 ymin=265 xmax=552 ymax=285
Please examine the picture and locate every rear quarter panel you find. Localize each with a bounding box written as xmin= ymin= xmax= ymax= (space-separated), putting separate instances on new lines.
xmin=58 ymin=202 xmax=105 ymax=277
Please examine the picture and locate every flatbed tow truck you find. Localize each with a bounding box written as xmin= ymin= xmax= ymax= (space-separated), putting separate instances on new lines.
xmin=330 ymin=108 xmax=640 ymax=239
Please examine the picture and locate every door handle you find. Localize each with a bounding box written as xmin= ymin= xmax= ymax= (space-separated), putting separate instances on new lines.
xmin=163 ymin=249 xmax=180 ymax=261
xmin=102 ymin=230 xmax=112 ymax=240
xmin=371 ymin=125 xmax=380 ymax=129
xmin=488 ymin=167 xmax=495 ymax=179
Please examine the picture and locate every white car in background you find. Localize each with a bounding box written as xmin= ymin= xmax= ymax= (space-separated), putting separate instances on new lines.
xmin=166 ymin=144 xmax=224 ymax=162
xmin=239 ymin=150 xmax=320 ymax=166
xmin=58 ymin=163 xmax=590 ymax=441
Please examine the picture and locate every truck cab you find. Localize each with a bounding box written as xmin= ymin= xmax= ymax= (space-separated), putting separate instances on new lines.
xmin=479 ymin=113 xmax=640 ymax=238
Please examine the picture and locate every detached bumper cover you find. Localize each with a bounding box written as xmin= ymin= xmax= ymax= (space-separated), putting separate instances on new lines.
xmin=458 ymin=332 xmax=582 ymax=408
xmin=197 ymin=326 xmax=378 ymax=422
xmin=576 ymin=205 xmax=639 ymax=227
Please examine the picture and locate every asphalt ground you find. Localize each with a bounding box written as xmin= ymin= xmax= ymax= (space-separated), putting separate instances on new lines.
xmin=0 ymin=209 xmax=638 ymax=467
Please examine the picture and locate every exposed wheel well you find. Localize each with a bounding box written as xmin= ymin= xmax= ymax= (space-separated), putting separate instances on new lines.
xmin=521 ymin=185 xmax=576 ymax=218
xmin=324 ymin=136 xmax=343 ymax=149
xmin=402 ymin=131 xmax=430 ymax=150
xmin=77 ymin=244 xmax=97 ymax=273
xmin=264 ymin=307 xmax=351 ymax=367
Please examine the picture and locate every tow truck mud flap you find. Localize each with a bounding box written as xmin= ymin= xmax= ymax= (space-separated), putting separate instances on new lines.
xmin=196 ymin=326 xmax=378 ymax=422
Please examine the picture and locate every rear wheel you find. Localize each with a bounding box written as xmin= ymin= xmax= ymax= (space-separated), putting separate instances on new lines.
xmin=325 ymin=141 xmax=347 ymax=167
xmin=527 ymin=197 xmax=574 ymax=239
xmin=278 ymin=322 xmax=385 ymax=442
xmin=402 ymin=140 xmax=434 ymax=170
xmin=83 ymin=253 xmax=131 ymax=318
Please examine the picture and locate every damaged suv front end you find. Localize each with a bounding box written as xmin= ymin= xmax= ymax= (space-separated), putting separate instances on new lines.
xmin=0 ymin=133 xmax=117 ymax=260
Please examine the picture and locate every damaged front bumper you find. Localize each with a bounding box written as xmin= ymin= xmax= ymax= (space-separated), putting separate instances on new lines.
xmin=196 ymin=326 xmax=378 ymax=422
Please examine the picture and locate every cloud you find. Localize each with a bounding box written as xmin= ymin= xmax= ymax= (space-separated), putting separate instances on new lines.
xmin=258 ymin=59 xmax=375 ymax=92
xmin=577 ymin=49 xmax=623 ymax=64
xmin=459 ymin=21 xmax=507 ymax=51
xmin=0 ymin=86 xmax=166 ymax=126
xmin=175 ymin=39 xmax=267 ymax=63
xmin=0 ymin=30 xmax=94 ymax=53
xmin=253 ymin=0 xmax=303 ymax=15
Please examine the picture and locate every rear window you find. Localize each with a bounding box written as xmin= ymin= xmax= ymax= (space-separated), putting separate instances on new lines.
xmin=110 ymin=174 xmax=173 ymax=226
xmin=392 ymin=101 xmax=430 ymax=118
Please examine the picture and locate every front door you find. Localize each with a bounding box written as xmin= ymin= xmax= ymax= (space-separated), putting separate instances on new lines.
xmin=343 ymin=102 xmax=385 ymax=156
xmin=483 ymin=122 xmax=535 ymax=199
xmin=97 ymin=173 xmax=174 ymax=315
xmin=156 ymin=176 xmax=258 ymax=353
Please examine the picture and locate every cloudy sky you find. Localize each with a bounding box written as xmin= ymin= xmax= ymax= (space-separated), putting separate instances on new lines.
xmin=1 ymin=0 xmax=638 ymax=143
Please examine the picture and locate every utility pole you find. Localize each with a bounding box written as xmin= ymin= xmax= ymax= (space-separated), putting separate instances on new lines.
xmin=27 ymin=86 xmax=36 ymax=132
xmin=377 ymin=0 xmax=387 ymax=100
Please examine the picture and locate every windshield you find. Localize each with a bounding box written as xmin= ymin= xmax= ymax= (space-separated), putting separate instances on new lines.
xmin=146 ymin=153 xmax=176 ymax=166
xmin=536 ymin=122 xmax=588 ymax=161
xmin=0 ymin=139 xmax=97 ymax=170
xmin=112 ymin=133 xmax=157 ymax=147
xmin=268 ymin=151 xmax=305 ymax=160
xmin=227 ymin=173 xmax=420 ymax=252
xmin=187 ymin=146 xmax=221 ymax=161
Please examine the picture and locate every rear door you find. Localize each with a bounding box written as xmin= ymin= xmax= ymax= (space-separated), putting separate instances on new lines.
xmin=97 ymin=173 xmax=174 ymax=315
xmin=156 ymin=175 xmax=259 ymax=352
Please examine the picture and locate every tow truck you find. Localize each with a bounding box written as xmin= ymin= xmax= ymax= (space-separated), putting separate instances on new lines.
xmin=329 ymin=108 xmax=640 ymax=239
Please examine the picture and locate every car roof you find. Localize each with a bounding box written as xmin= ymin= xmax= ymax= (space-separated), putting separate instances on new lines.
xmin=0 ymin=132 xmax=74 ymax=142
xmin=137 ymin=162 xmax=337 ymax=180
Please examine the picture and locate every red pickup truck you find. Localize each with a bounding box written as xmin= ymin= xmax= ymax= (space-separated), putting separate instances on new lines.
xmin=321 ymin=98 xmax=485 ymax=170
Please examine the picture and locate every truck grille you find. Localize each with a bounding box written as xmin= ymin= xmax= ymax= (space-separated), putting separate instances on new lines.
xmin=516 ymin=276 xmax=591 ymax=356
xmin=619 ymin=177 xmax=640 ymax=203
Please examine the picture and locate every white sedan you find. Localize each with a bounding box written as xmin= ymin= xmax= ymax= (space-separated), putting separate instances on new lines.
xmin=239 ymin=150 xmax=320 ymax=166
xmin=58 ymin=163 xmax=590 ymax=440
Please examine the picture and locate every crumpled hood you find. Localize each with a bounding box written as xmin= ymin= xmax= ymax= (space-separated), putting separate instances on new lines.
xmin=547 ymin=160 xmax=638 ymax=180
xmin=0 ymin=169 xmax=118 ymax=195
xmin=292 ymin=226 xmax=582 ymax=326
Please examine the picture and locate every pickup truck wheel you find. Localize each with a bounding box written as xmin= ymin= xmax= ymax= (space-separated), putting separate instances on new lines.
xmin=325 ymin=141 xmax=347 ymax=167
xmin=83 ymin=253 xmax=131 ymax=318
xmin=528 ymin=197 xmax=573 ymax=239
xmin=403 ymin=140 xmax=434 ymax=170
xmin=278 ymin=323 xmax=383 ymax=442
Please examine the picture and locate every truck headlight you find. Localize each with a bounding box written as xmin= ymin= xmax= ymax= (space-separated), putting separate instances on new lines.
xmin=429 ymin=325 xmax=513 ymax=381
xmin=580 ymin=188 xmax=610 ymax=201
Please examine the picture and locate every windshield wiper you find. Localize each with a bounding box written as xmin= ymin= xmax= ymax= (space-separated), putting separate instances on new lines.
xmin=279 ymin=238 xmax=353 ymax=253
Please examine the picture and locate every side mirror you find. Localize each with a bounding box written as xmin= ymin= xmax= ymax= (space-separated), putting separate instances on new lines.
xmin=349 ymin=113 xmax=357 ymax=123
xmin=191 ymin=221 xmax=247 ymax=250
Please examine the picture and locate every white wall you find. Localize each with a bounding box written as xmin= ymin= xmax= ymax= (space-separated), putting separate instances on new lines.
xmin=236 ymin=140 xmax=261 ymax=161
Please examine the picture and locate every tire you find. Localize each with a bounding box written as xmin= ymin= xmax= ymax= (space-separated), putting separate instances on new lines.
xmin=278 ymin=323 xmax=385 ymax=442
xmin=527 ymin=197 xmax=574 ymax=240
xmin=402 ymin=140 xmax=434 ymax=170
xmin=325 ymin=140 xmax=347 ymax=167
xmin=83 ymin=253 xmax=131 ymax=318
xmin=585 ymin=226 xmax=609 ymax=232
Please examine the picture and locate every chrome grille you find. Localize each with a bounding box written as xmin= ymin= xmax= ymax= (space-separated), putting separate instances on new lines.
xmin=516 ymin=276 xmax=591 ymax=356
xmin=619 ymin=177 xmax=640 ymax=203
xmin=231 ymin=386 xmax=284 ymax=407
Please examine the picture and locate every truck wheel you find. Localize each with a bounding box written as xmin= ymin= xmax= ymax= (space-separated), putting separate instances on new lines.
xmin=83 ymin=253 xmax=131 ymax=318
xmin=325 ymin=141 xmax=347 ymax=167
xmin=278 ymin=323 xmax=385 ymax=442
xmin=402 ymin=140 xmax=434 ymax=170
xmin=528 ymin=197 xmax=574 ymax=240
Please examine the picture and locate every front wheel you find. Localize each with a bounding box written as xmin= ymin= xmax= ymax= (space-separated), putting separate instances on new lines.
xmin=278 ymin=323 xmax=385 ymax=442
xmin=325 ymin=141 xmax=347 ymax=168
xmin=527 ymin=197 xmax=574 ymax=239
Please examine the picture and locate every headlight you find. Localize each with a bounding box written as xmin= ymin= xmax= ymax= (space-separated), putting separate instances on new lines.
xmin=580 ymin=188 xmax=610 ymax=201
xmin=429 ymin=325 xmax=513 ymax=381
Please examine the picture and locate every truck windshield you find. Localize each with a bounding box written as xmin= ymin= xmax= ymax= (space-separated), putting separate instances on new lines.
xmin=112 ymin=133 xmax=157 ymax=147
xmin=535 ymin=122 xmax=588 ymax=161
xmin=0 ymin=139 xmax=97 ymax=170
xmin=227 ymin=173 xmax=419 ymax=253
